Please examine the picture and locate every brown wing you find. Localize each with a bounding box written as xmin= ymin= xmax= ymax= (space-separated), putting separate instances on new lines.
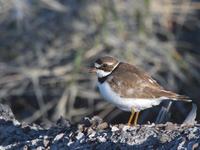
xmin=107 ymin=62 xmax=191 ymax=101
xmin=143 ymin=87 xmax=191 ymax=101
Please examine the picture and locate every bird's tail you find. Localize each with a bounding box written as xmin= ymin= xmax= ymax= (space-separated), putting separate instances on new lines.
xmin=158 ymin=89 xmax=192 ymax=102
xmin=170 ymin=94 xmax=192 ymax=102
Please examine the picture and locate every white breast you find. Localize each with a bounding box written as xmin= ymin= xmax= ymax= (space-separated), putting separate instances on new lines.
xmin=97 ymin=82 xmax=165 ymax=112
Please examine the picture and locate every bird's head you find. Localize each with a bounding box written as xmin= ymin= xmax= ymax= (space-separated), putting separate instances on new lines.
xmin=89 ymin=56 xmax=119 ymax=78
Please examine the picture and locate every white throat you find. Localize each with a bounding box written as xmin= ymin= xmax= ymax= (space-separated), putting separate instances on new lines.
xmin=96 ymin=62 xmax=119 ymax=78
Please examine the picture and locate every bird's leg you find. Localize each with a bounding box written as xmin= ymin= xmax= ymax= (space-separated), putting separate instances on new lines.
xmin=128 ymin=108 xmax=135 ymax=126
xmin=134 ymin=112 xmax=140 ymax=125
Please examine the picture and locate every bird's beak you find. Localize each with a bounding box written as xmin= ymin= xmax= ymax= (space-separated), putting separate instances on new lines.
xmin=88 ymin=67 xmax=96 ymax=73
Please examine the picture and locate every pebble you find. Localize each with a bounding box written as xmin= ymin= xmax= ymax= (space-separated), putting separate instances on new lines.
xmin=88 ymin=131 xmax=96 ymax=139
xmin=97 ymin=122 xmax=108 ymax=130
xmin=53 ymin=133 xmax=64 ymax=142
xmin=90 ymin=116 xmax=103 ymax=127
xmin=87 ymin=127 xmax=94 ymax=135
xmin=23 ymin=145 xmax=29 ymax=150
xmin=32 ymin=139 xmax=40 ymax=145
xmin=192 ymin=143 xmax=199 ymax=150
xmin=97 ymin=136 xmax=107 ymax=142
xmin=36 ymin=146 xmax=44 ymax=150
xmin=76 ymin=132 xmax=84 ymax=140
xmin=122 ymin=125 xmax=130 ymax=132
xmin=78 ymin=124 xmax=84 ymax=132
xmin=43 ymin=139 xmax=49 ymax=147
xmin=111 ymin=126 xmax=119 ymax=132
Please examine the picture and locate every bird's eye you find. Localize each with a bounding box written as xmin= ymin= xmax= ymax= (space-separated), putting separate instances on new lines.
xmin=102 ymin=64 xmax=108 ymax=67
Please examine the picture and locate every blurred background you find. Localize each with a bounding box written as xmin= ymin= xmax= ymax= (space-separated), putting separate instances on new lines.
xmin=0 ymin=0 xmax=199 ymax=126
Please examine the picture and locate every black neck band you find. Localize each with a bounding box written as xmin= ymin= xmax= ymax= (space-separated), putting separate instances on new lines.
xmin=98 ymin=76 xmax=108 ymax=83
xmin=98 ymin=62 xmax=120 ymax=84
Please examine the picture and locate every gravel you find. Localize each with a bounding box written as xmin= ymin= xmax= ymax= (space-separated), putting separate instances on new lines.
xmin=0 ymin=104 xmax=199 ymax=150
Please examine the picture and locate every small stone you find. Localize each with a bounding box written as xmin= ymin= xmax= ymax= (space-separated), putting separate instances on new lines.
xmin=46 ymin=146 xmax=50 ymax=150
xmin=43 ymin=139 xmax=49 ymax=147
xmin=23 ymin=145 xmax=29 ymax=150
xmin=87 ymin=127 xmax=94 ymax=135
xmin=97 ymin=136 xmax=107 ymax=142
xmin=165 ymin=122 xmax=177 ymax=130
xmin=32 ymin=139 xmax=39 ymax=145
xmin=78 ymin=124 xmax=84 ymax=132
xmin=36 ymin=146 xmax=44 ymax=150
xmin=146 ymin=123 xmax=155 ymax=127
xmin=97 ymin=122 xmax=108 ymax=130
xmin=67 ymin=140 xmax=74 ymax=146
xmin=192 ymin=143 xmax=199 ymax=150
xmin=147 ymin=121 xmax=151 ymax=124
xmin=159 ymin=134 xmax=171 ymax=143
xmin=88 ymin=131 xmax=96 ymax=139
xmin=122 ymin=125 xmax=130 ymax=132
xmin=118 ymin=124 xmax=125 ymax=129
xmin=111 ymin=126 xmax=119 ymax=132
xmin=91 ymin=116 xmax=103 ymax=126
xmin=76 ymin=132 xmax=84 ymax=140
xmin=53 ymin=133 xmax=64 ymax=142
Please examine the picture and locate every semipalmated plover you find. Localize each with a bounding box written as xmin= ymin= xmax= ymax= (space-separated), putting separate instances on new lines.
xmin=89 ymin=56 xmax=191 ymax=125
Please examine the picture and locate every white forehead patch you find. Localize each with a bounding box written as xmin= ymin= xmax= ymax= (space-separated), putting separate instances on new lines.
xmin=106 ymin=62 xmax=114 ymax=65
xmin=95 ymin=63 xmax=101 ymax=68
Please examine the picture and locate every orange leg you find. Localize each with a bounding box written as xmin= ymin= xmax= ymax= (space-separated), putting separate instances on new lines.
xmin=128 ymin=108 xmax=135 ymax=126
xmin=134 ymin=112 xmax=140 ymax=125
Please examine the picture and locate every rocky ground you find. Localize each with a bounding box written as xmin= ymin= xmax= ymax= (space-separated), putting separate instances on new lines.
xmin=0 ymin=104 xmax=199 ymax=150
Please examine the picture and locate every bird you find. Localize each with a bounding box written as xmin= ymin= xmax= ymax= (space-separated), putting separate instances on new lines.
xmin=89 ymin=56 xmax=191 ymax=125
